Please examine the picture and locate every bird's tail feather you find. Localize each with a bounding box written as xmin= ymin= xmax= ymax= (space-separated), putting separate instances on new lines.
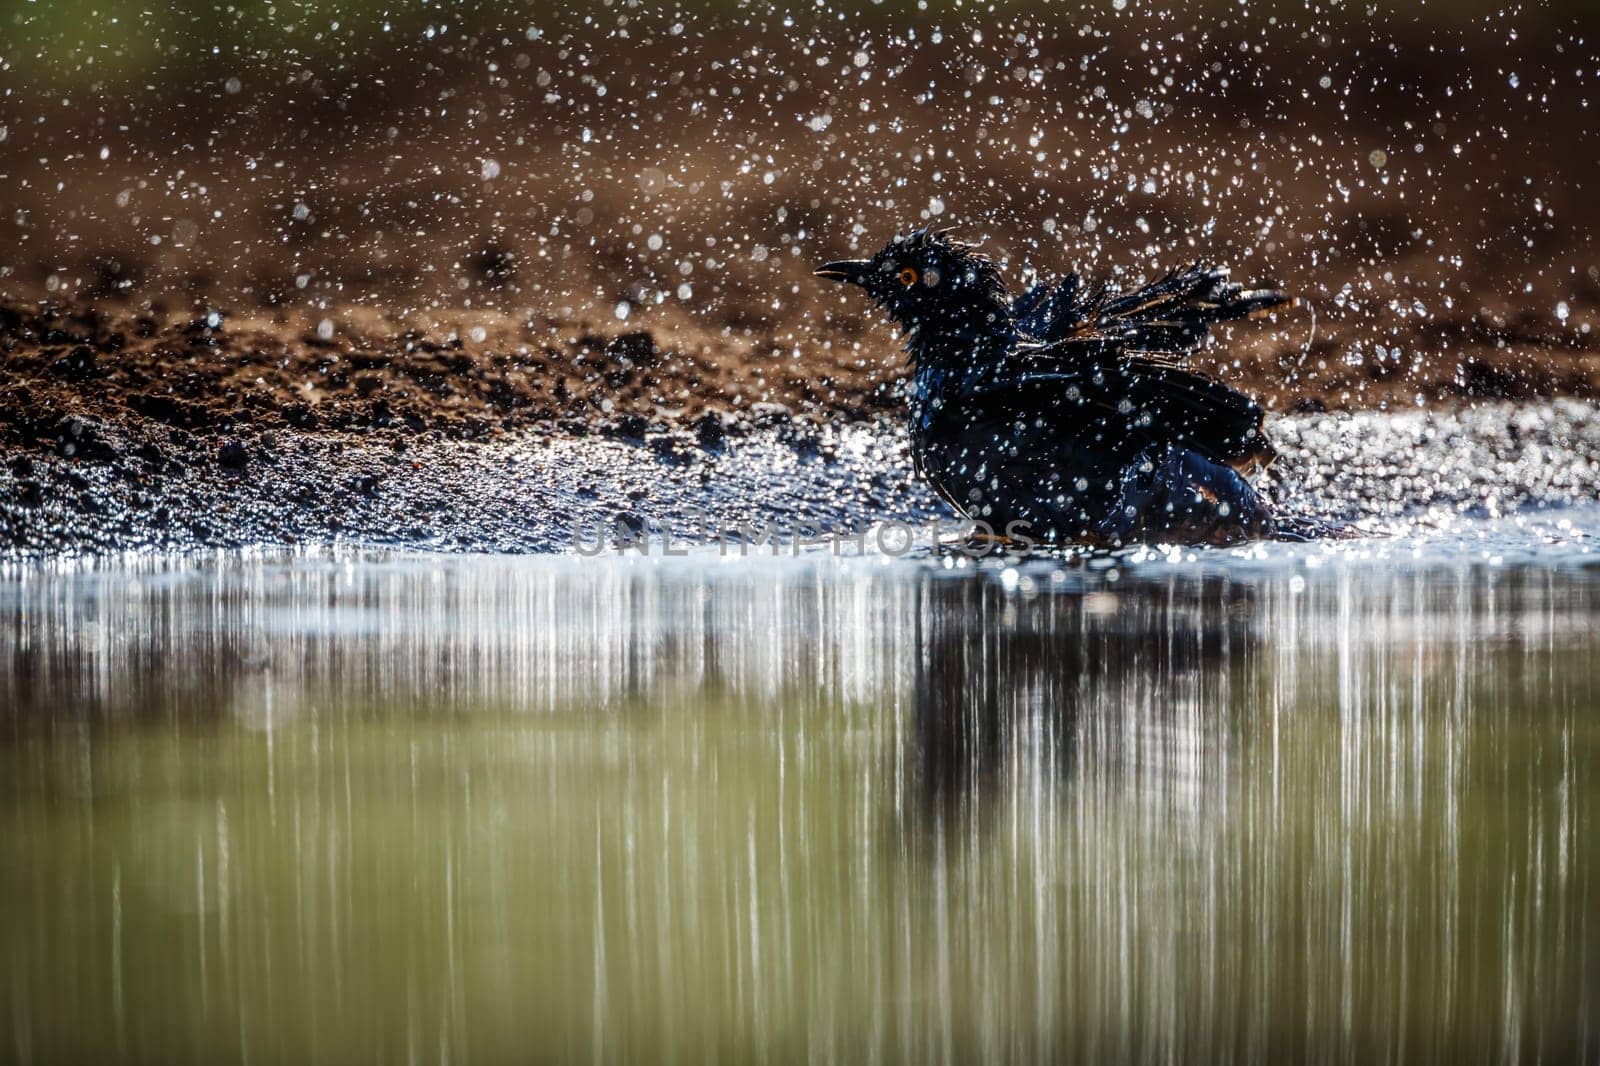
xmin=1013 ymin=263 xmax=1293 ymax=356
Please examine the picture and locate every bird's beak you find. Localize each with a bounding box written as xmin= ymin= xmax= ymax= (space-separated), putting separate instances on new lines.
xmin=814 ymin=259 xmax=872 ymax=286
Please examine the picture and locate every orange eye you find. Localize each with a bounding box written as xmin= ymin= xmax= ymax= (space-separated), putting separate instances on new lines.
xmin=898 ymin=266 xmax=919 ymax=287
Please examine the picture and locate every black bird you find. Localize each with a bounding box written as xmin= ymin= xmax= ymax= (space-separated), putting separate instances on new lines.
xmin=817 ymin=227 xmax=1319 ymax=546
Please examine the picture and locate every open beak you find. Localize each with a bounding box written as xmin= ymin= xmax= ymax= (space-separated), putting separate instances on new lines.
xmin=814 ymin=259 xmax=872 ymax=285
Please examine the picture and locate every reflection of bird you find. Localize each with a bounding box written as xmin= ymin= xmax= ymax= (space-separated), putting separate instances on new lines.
xmin=905 ymin=572 xmax=1255 ymax=831
xmin=818 ymin=227 xmax=1325 ymax=546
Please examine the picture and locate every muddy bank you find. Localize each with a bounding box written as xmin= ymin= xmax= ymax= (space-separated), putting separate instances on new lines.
xmin=2 ymin=291 xmax=1597 ymax=557
xmin=4 ymin=396 xmax=1597 ymax=559
xmin=0 ymin=298 xmax=905 ymax=555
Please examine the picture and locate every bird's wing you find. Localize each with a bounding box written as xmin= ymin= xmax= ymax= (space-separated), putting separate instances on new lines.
xmin=969 ymin=345 xmax=1275 ymax=470
xmin=1010 ymin=272 xmax=1093 ymax=341
xmin=1011 ymin=264 xmax=1291 ymax=356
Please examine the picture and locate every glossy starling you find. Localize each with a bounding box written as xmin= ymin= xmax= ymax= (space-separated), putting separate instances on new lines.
xmin=817 ymin=227 xmax=1318 ymax=546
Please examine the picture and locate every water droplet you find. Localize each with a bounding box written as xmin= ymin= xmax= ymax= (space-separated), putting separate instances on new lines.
xmin=637 ymin=167 xmax=667 ymax=195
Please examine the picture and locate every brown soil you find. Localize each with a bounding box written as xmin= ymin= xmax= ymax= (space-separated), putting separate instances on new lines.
xmin=2 ymin=291 xmax=1594 ymax=469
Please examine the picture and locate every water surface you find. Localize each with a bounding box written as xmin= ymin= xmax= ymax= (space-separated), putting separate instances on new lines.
xmin=3 ymin=521 xmax=1597 ymax=1063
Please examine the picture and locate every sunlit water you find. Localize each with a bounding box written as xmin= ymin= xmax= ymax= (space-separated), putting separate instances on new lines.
xmin=3 ymin=513 xmax=1598 ymax=1064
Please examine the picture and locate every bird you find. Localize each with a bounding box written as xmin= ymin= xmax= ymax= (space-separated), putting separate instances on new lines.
xmin=816 ymin=226 xmax=1325 ymax=547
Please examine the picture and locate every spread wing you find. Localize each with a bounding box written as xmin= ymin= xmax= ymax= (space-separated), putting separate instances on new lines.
xmin=966 ymin=344 xmax=1275 ymax=471
xmin=1010 ymin=263 xmax=1291 ymax=355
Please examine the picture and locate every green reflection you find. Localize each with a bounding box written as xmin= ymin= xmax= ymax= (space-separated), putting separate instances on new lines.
xmin=1 ymin=557 xmax=1596 ymax=1063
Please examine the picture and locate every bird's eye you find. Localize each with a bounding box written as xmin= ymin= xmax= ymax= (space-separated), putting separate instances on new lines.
xmin=898 ymin=266 xmax=919 ymax=287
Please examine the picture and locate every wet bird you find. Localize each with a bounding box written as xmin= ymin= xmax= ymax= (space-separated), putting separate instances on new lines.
xmin=817 ymin=227 xmax=1319 ymax=546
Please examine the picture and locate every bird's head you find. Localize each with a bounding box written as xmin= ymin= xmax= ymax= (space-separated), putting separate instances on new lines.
xmin=815 ymin=227 xmax=1012 ymax=354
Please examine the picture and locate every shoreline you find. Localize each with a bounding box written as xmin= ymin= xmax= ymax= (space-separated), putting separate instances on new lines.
xmin=2 ymin=298 xmax=1596 ymax=560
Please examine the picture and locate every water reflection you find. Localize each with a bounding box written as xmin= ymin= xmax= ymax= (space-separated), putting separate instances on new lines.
xmin=1 ymin=551 xmax=1596 ymax=1063
xmin=909 ymin=575 xmax=1252 ymax=828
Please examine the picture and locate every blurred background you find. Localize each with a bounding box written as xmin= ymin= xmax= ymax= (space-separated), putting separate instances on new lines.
xmin=1 ymin=0 xmax=1596 ymax=407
